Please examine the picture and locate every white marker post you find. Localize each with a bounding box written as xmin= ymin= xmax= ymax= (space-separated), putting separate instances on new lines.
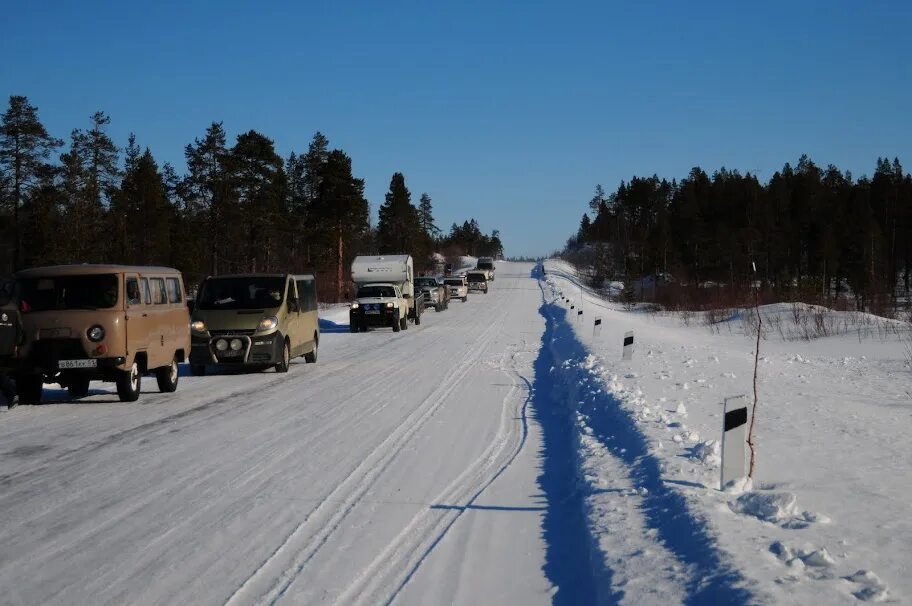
xmin=593 ymin=317 xmax=602 ymax=337
xmin=721 ymin=395 xmax=749 ymax=490
xmin=622 ymin=331 xmax=634 ymax=360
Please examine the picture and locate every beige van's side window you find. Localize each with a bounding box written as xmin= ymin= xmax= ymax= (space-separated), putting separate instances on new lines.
xmin=126 ymin=277 xmax=142 ymax=306
xmin=166 ymin=277 xmax=182 ymax=303
xmin=141 ymin=278 xmax=152 ymax=305
xmin=150 ymin=278 xmax=167 ymax=304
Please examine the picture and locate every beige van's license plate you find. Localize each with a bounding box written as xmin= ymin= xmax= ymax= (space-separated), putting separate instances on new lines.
xmin=58 ymin=359 xmax=97 ymax=369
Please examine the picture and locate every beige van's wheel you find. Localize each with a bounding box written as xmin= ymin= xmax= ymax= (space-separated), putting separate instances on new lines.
xmin=155 ymin=358 xmax=179 ymax=393
xmin=304 ymin=335 xmax=318 ymax=363
xmin=275 ymin=339 xmax=291 ymax=373
xmin=116 ymin=362 xmax=142 ymax=402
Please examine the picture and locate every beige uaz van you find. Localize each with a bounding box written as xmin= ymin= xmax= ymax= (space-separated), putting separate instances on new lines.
xmin=14 ymin=265 xmax=191 ymax=403
xmin=188 ymin=273 xmax=319 ymax=375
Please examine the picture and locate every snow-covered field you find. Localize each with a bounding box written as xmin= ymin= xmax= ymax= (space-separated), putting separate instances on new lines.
xmin=1 ymin=260 xmax=908 ymax=605
xmin=542 ymin=259 xmax=911 ymax=604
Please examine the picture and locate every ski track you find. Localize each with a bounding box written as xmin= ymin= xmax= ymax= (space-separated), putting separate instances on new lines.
xmin=334 ymin=349 xmax=532 ymax=606
xmin=224 ymin=284 xmax=517 ymax=606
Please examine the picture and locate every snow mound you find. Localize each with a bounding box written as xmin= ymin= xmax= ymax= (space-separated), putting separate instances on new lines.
xmin=690 ymin=439 xmax=721 ymax=467
xmin=731 ymin=491 xmax=829 ymax=528
xmin=731 ymin=491 xmax=798 ymax=523
xmin=844 ymin=570 xmax=890 ymax=602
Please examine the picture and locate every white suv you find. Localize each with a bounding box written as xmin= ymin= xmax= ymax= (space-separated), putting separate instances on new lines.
xmin=444 ymin=276 xmax=468 ymax=302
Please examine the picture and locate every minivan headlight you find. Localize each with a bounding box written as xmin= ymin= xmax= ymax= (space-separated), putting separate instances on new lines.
xmin=385 ymin=301 xmax=394 ymax=308
xmin=87 ymin=325 xmax=105 ymax=342
xmin=258 ymin=316 xmax=278 ymax=332
xmin=191 ymin=320 xmax=206 ymax=333
xmin=350 ymin=302 xmax=360 ymax=309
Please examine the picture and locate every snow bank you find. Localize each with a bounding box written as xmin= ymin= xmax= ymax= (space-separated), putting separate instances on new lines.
xmin=540 ymin=259 xmax=904 ymax=604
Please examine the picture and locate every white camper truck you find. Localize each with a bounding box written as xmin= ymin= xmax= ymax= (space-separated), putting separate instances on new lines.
xmin=349 ymin=255 xmax=422 ymax=332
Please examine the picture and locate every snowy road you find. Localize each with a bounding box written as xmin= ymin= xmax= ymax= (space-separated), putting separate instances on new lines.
xmin=0 ymin=263 xmax=565 ymax=605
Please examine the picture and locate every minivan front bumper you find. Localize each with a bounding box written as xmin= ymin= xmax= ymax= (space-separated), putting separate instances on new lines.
xmin=190 ymin=332 xmax=284 ymax=366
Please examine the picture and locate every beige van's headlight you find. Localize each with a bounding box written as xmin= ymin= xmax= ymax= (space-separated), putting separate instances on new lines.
xmin=87 ymin=325 xmax=105 ymax=342
xmin=258 ymin=316 xmax=278 ymax=332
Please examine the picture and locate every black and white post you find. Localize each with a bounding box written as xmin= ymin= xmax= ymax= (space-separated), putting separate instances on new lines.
xmin=721 ymin=395 xmax=750 ymax=489
xmin=593 ymin=317 xmax=602 ymax=337
xmin=622 ymin=331 xmax=634 ymax=360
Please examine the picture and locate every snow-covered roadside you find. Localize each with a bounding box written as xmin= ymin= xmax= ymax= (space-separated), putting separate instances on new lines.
xmin=541 ymin=259 xmax=910 ymax=604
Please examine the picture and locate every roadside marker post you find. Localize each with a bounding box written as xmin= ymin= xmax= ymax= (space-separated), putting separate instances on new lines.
xmin=721 ymin=395 xmax=749 ymax=489
xmin=593 ymin=317 xmax=602 ymax=337
xmin=622 ymin=331 xmax=634 ymax=360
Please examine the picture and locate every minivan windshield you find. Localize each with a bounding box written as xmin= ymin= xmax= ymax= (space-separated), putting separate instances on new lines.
xmin=476 ymin=260 xmax=494 ymax=270
xmin=415 ymin=278 xmax=438 ymax=288
xmin=197 ymin=277 xmax=286 ymax=310
xmin=18 ymin=274 xmax=119 ymax=311
xmin=444 ymin=279 xmax=463 ymax=286
xmin=357 ymin=285 xmax=396 ymax=298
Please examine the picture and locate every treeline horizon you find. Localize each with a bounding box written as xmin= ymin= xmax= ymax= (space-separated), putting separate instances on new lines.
xmin=0 ymin=95 xmax=503 ymax=301
xmin=566 ymin=154 xmax=912 ymax=314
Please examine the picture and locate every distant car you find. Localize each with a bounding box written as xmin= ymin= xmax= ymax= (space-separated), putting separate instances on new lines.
xmin=444 ymin=276 xmax=468 ymax=302
xmin=465 ymin=271 xmax=489 ymax=294
xmin=415 ymin=276 xmax=449 ymax=312
xmin=475 ymin=257 xmax=495 ymax=281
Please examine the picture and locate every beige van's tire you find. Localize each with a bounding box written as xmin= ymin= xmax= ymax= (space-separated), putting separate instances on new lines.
xmin=155 ymin=359 xmax=179 ymax=393
xmin=304 ymin=336 xmax=318 ymax=363
xmin=16 ymin=375 xmax=43 ymax=405
xmin=116 ymin=362 xmax=142 ymax=402
xmin=275 ymin=339 xmax=291 ymax=373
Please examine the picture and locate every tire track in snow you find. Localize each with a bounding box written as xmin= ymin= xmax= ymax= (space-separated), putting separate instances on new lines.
xmin=332 ymin=348 xmax=532 ymax=606
xmin=223 ymin=297 xmax=513 ymax=606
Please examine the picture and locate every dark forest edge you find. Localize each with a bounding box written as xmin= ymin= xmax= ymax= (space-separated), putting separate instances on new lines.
xmin=563 ymin=156 xmax=912 ymax=317
xmin=0 ymin=95 xmax=503 ymax=301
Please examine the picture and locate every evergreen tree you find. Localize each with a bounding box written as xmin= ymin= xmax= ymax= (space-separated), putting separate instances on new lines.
xmin=312 ymin=149 xmax=370 ymax=300
xmin=0 ymin=95 xmax=63 ymax=270
xmin=377 ymin=172 xmax=422 ymax=257
xmin=183 ymin=122 xmax=232 ymax=274
xmin=230 ymin=130 xmax=286 ymax=272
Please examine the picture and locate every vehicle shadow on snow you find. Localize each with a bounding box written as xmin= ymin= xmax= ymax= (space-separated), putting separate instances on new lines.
xmin=318 ymin=317 xmax=351 ymax=334
xmin=536 ymin=276 xmax=754 ymax=605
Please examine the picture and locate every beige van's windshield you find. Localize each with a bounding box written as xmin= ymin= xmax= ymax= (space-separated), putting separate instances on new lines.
xmin=197 ymin=276 xmax=286 ymax=310
xmin=19 ymin=274 xmax=119 ymax=311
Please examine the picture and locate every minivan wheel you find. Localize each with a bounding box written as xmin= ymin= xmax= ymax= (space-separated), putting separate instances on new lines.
xmin=275 ymin=340 xmax=291 ymax=373
xmin=414 ymin=313 xmax=421 ymax=325
xmin=392 ymin=315 xmax=401 ymax=332
xmin=155 ymin=359 xmax=179 ymax=393
xmin=304 ymin=338 xmax=318 ymax=363
xmin=17 ymin=375 xmax=43 ymax=405
xmin=190 ymin=364 xmax=206 ymax=377
xmin=401 ymin=316 xmax=408 ymax=330
xmin=116 ymin=362 xmax=142 ymax=402
xmin=67 ymin=376 xmax=90 ymax=399
xmin=349 ymin=322 xmax=359 ymax=333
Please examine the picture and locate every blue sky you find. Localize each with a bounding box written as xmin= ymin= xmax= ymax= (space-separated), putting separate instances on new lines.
xmin=3 ymin=1 xmax=910 ymax=257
